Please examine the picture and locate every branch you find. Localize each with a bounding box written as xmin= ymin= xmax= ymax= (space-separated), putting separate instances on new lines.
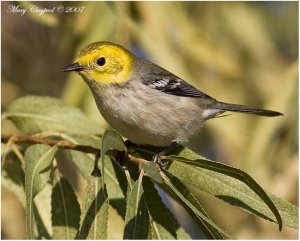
xmin=1 ymin=134 xmax=99 ymax=154
xmin=1 ymin=134 xmax=150 ymax=166
xmin=128 ymin=154 xmax=149 ymax=165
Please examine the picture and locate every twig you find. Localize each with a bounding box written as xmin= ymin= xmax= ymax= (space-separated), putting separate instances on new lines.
xmin=124 ymin=169 xmax=133 ymax=189
xmin=1 ymin=134 xmax=99 ymax=154
xmin=127 ymin=154 xmax=149 ymax=165
xmin=11 ymin=144 xmax=25 ymax=163
xmin=1 ymin=135 xmax=18 ymax=168
xmin=1 ymin=134 xmax=151 ymax=167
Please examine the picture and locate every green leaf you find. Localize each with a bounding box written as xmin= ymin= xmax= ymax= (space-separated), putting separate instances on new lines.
xmin=69 ymin=150 xmax=95 ymax=179
xmin=124 ymin=173 xmax=150 ymax=239
xmin=24 ymin=144 xmax=58 ymax=239
xmin=104 ymin=157 xmax=127 ymax=199
xmin=2 ymin=151 xmax=25 ymax=207
xmin=99 ymin=129 xmax=127 ymax=221
xmin=64 ymin=133 xmax=102 ymax=149
xmin=69 ymin=146 xmax=127 ymax=218
xmin=161 ymin=170 xmax=231 ymax=239
xmin=143 ymin=177 xmax=191 ymax=239
xmin=266 ymin=194 xmax=298 ymax=229
xmin=167 ymin=154 xmax=283 ymax=230
xmin=101 ymin=129 xmax=126 ymax=183
xmin=159 ymin=174 xmax=225 ymax=239
xmin=103 ymin=157 xmax=126 ymax=199
xmin=140 ymin=161 xmax=163 ymax=183
xmin=165 ymin=151 xmax=297 ymax=229
xmin=77 ymin=176 xmax=109 ymax=239
xmin=59 ymin=133 xmax=100 ymax=179
xmin=101 ymin=129 xmax=126 ymax=155
xmin=3 ymin=96 xmax=101 ymax=134
xmin=69 ymin=150 xmax=126 ymax=199
xmin=51 ymin=172 xmax=81 ymax=239
xmin=55 ymin=133 xmax=100 ymax=182
xmin=33 ymin=183 xmax=52 ymax=239
xmin=103 ymin=158 xmax=127 ymax=218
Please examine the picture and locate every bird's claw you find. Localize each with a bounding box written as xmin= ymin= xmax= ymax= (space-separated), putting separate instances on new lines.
xmin=153 ymin=154 xmax=168 ymax=168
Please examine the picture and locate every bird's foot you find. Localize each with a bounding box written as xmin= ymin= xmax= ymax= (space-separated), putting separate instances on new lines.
xmin=152 ymin=141 xmax=179 ymax=168
xmin=153 ymin=152 xmax=168 ymax=167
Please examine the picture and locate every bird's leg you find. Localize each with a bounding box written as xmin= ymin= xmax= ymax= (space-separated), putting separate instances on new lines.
xmin=153 ymin=141 xmax=179 ymax=166
xmin=91 ymin=149 xmax=101 ymax=177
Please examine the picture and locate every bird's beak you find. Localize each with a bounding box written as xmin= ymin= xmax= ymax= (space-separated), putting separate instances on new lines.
xmin=62 ymin=62 xmax=86 ymax=72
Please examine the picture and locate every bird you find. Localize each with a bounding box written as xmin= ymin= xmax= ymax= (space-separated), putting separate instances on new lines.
xmin=63 ymin=41 xmax=282 ymax=171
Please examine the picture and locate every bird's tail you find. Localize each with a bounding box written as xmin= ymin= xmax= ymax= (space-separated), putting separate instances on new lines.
xmin=214 ymin=101 xmax=283 ymax=117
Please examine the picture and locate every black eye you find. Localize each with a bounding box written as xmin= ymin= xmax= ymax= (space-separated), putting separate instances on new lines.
xmin=97 ymin=57 xmax=106 ymax=66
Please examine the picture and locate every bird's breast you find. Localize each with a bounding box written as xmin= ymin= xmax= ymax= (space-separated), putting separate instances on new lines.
xmin=89 ymin=80 xmax=205 ymax=146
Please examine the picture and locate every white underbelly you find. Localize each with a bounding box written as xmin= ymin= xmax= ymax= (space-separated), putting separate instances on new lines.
xmin=91 ymin=84 xmax=204 ymax=146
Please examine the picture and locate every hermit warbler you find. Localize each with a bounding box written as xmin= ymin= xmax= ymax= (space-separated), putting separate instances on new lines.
xmin=63 ymin=41 xmax=282 ymax=168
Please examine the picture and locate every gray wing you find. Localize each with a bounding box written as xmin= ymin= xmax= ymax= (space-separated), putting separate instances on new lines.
xmin=141 ymin=71 xmax=214 ymax=99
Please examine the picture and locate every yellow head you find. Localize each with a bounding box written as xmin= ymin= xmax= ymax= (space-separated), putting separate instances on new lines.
xmin=63 ymin=41 xmax=134 ymax=84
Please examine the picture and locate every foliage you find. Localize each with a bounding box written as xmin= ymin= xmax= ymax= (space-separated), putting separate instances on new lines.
xmin=1 ymin=96 xmax=298 ymax=239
